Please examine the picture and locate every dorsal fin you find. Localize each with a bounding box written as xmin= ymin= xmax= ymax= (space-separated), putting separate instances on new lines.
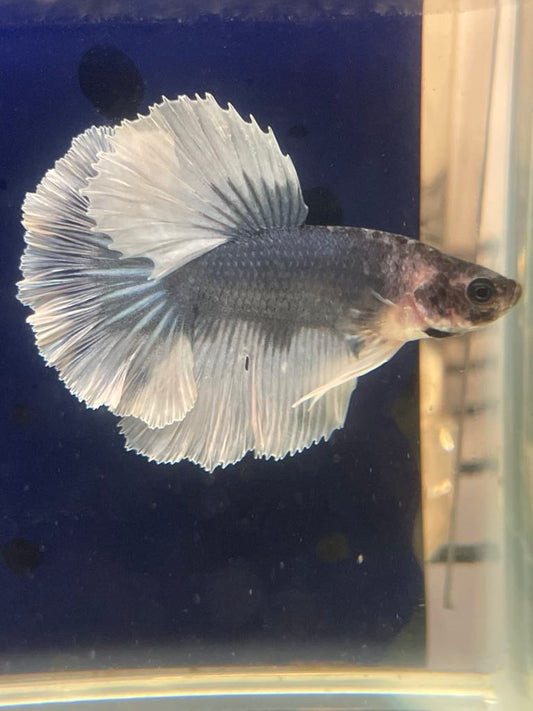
xmin=83 ymin=93 xmax=308 ymax=279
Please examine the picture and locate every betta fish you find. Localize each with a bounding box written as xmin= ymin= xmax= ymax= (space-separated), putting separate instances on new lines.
xmin=18 ymin=94 xmax=521 ymax=472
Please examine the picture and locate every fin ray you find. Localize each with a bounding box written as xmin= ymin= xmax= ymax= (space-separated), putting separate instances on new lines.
xmin=119 ymin=321 xmax=401 ymax=471
xmin=18 ymin=126 xmax=197 ymax=428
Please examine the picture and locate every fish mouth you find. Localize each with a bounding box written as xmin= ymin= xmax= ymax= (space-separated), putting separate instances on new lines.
xmin=424 ymin=327 xmax=454 ymax=339
xmin=512 ymin=281 xmax=522 ymax=306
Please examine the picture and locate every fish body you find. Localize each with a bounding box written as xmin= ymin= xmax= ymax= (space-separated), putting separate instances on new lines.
xmin=170 ymin=227 xmax=392 ymax=333
xmin=18 ymin=95 xmax=521 ymax=471
xmin=171 ymin=225 xmax=519 ymax=338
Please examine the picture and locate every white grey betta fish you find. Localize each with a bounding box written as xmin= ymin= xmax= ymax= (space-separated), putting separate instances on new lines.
xmin=18 ymin=94 xmax=521 ymax=472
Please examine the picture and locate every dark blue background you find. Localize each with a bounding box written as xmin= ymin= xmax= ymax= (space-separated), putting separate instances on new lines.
xmin=0 ymin=14 xmax=424 ymax=670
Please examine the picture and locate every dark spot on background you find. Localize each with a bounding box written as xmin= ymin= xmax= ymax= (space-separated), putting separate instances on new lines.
xmin=288 ymin=123 xmax=308 ymax=139
xmin=315 ymin=531 xmax=351 ymax=563
xmin=2 ymin=538 xmax=44 ymax=575
xmin=303 ymin=186 xmax=344 ymax=226
xmin=78 ymin=45 xmax=145 ymax=122
xmin=0 ymin=178 xmax=7 ymax=190
xmin=11 ymin=402 xmax=36 ymax=426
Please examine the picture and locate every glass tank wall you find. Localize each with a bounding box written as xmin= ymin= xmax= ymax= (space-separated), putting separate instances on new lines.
xmin=0 ymin=1 xmax=530 ymax=709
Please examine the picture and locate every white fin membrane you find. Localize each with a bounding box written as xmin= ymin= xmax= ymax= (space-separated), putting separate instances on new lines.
xmin=119 ymin=320 xmax=400 ymax=471
xmin=83 ymin=93 xmax=308 ymax=279
xmin=293 ymin=330 xmax=402 ymax=407
xmin=18 ymin=127 xmax=196 ymax=428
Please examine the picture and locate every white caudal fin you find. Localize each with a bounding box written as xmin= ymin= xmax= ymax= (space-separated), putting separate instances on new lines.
xmin=82 ymin=93 xmax=308 ymax=279
xmin=18 ymin=126 xmax=196 ymax=428
xmin=118 ymin=319 xmax=401 ymax=471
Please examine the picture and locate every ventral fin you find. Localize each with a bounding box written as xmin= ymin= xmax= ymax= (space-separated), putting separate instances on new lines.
xmin=293 ymin=332 xmax=402 ymax=408
xmin=83 ymin=94 xmax=308 ymax=280
xmin=118 ymin=320 xmax=400 ymax=472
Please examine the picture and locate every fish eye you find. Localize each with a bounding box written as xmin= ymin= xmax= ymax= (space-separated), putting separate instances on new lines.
xmin=466 ymin=277 xmax=496 ymax=304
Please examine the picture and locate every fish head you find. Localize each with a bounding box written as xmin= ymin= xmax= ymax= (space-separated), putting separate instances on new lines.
xmin=411 ymin=249 xmax=522 ymax=338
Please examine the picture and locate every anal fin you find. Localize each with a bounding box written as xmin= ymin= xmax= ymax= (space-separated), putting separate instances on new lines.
xmin=120 ymin=319 xmax=257 ymax=469
xmin=119 ymin=320 xmax=401 ymax=471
